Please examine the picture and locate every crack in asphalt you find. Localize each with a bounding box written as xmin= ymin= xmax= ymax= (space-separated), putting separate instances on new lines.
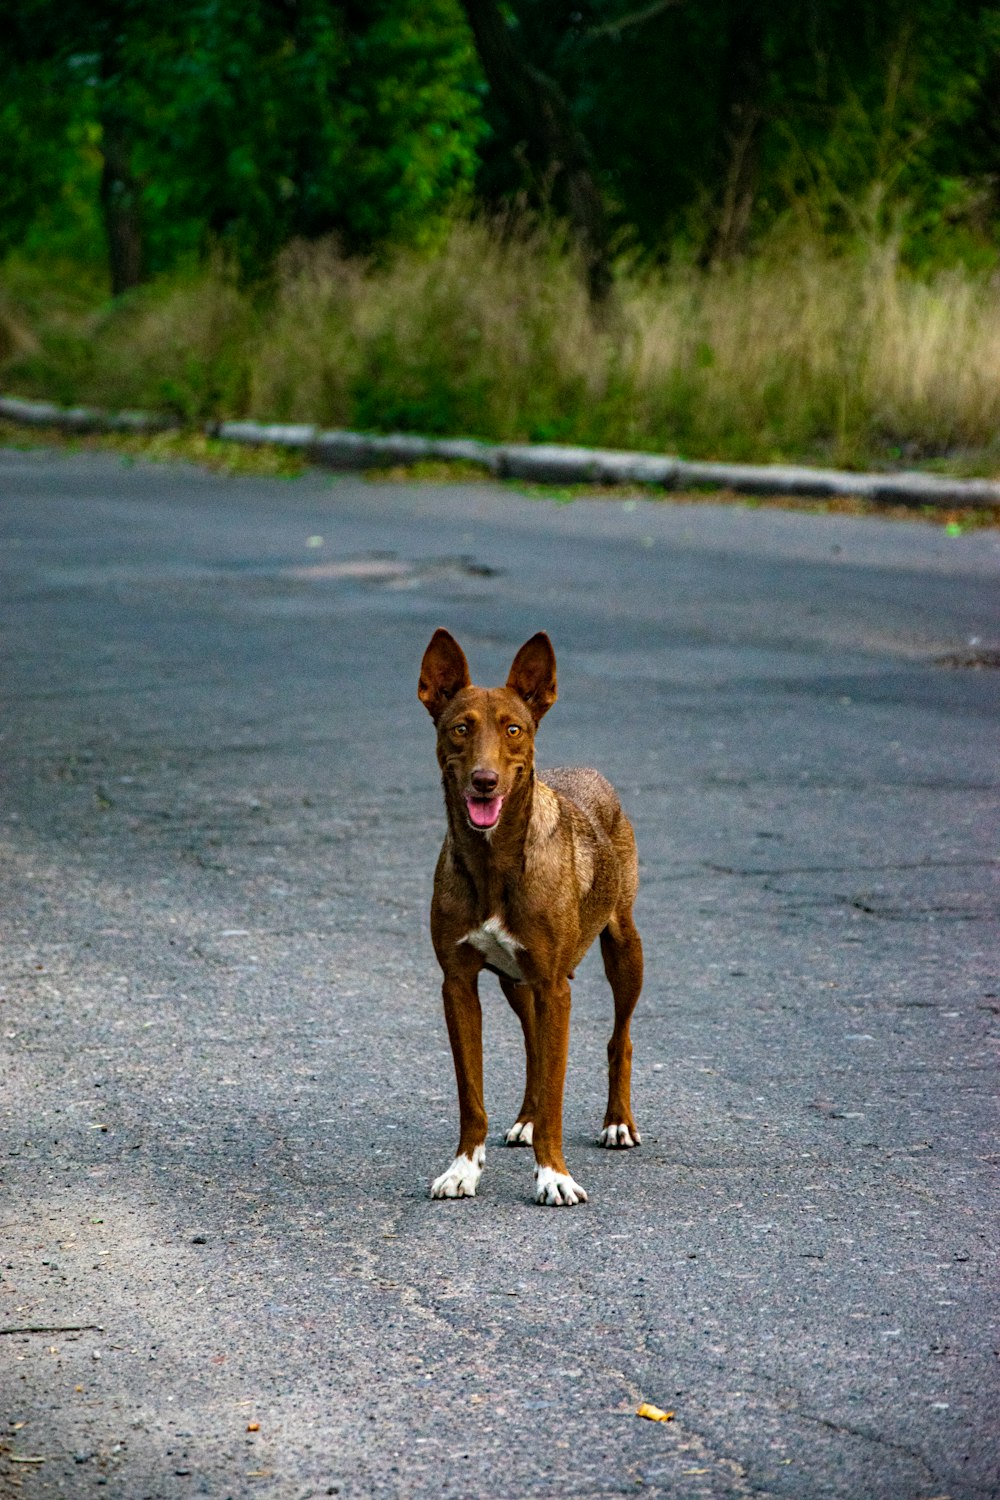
xmin=844 ymin=898 xmax=993 ymax=921
xmin=704 ymin=858 xmax=1000 ymax=877
xmin=778 ymin=1407 xmax=940 ymax=1490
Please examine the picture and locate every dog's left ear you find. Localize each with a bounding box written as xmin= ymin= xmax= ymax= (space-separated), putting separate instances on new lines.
xmin=506 ymin=632 xmax=557 ymax=724
xmin=419 ymin=628 xmax=471 ymax=722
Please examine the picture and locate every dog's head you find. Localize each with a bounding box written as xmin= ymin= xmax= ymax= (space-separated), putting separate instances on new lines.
xmin=418 ymin=629 xmax=557 ymax=834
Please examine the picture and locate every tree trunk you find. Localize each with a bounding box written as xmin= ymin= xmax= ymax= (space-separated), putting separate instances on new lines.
xmin=99 ymin=112 xmax=143 ymax=295
xmin=460 ymin=0 xmax=613 ymax=305
xmin=97 ymin=23 xmax=143 ymax=299
xmin=706 ymin=1 xmax=765 ymax=265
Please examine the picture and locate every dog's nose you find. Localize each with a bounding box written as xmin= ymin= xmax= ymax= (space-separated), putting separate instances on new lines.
xmin=471 ymin=768 xmax=499 ymax=795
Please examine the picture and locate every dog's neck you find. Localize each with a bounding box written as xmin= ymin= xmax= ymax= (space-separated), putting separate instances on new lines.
xmin=444 ymin=765 xmax=536 ymax=906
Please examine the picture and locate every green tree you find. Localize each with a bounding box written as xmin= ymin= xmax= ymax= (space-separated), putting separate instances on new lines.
xmin=2 ymin=0 xmax=485 ymax=290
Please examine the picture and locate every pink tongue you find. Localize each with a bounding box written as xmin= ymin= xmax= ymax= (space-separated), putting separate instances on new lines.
xmin=466 ymin=795 xmax=503 ymax=828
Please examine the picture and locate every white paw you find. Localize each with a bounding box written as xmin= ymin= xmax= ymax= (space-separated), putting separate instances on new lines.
xmin=598 ymin=1123 xmax=641 ymax=1148
xmin=534 ymin=1165 xmax=588 ymax=1206
xmin=430 ymin=1145 xmax=485 ymax=1199
xmin=504 ymin=1119 xmax=533 ymax=1146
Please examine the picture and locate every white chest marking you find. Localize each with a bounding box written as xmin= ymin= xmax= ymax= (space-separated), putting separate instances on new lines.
xmin=460 ymin=916 xmax=524 ymax=981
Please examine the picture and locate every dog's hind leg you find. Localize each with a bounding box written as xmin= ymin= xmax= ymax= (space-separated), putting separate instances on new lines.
xmin=598 ymin=912 xmax=643 ymax=1148
xmin=499 ymin=977 xmax=537 ymax=1145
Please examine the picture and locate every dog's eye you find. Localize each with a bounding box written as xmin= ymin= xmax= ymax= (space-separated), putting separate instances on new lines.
xmin=507 ymin=724 xmax=522 ymax=737
xmin=453 ymin=723 xmax=468 ymax=736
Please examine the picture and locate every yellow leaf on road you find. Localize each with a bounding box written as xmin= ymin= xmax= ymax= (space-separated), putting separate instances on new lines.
xmin=636 ymin=1403 xmax=675 ymax=1422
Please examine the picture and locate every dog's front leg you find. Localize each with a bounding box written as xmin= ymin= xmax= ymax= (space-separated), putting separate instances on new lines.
xmin=499 ymin=977 xmax=537 ymax=1145
xmin=531 ymin=978 xmax=588 ymax=1206
xmin=430 ymin=969 xmax=488 ymax=1199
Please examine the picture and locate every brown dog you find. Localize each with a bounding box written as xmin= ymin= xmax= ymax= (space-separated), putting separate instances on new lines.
xmin=418 ymin=628 xmax=643 ymax=1206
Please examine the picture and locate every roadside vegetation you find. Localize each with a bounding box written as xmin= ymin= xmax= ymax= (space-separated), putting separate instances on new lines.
xmin=6 ymin=224 xmax=1000 ymax=474
xmin=4 ymin=2 xmax=1000 ymax=476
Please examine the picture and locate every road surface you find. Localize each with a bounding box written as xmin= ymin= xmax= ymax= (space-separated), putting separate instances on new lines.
xmin=1 ymin=449 xmax=998 ymax=1498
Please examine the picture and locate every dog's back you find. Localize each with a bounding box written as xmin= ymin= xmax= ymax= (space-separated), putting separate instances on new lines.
xmin=536 ymin=766 xmax=639 ymax=963
xmin=541 ymin=765 xmax=637 ymax=865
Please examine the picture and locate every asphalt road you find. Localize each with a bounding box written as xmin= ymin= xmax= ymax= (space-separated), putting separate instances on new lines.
xmin=1 ymin=449 xmax=998 ymax=1500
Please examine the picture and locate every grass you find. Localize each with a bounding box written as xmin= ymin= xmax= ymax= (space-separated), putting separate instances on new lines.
xmin=4 ymin=222 xmax=1000 ymax=476
xmin=0 ymin=419 xmax=309 ymax=477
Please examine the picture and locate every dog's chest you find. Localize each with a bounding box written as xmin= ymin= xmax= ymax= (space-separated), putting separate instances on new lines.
xmin=460 ymin=916 xmax=524 ymax=981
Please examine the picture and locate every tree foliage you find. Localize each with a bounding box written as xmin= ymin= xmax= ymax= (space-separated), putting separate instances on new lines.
xmin=2 ymin=0 xmax=1000 ymax=290
xmin=474 ymin=0 xmax=1000 ymax=262
xmin=1 ymin=0 xmax=485 ymax=281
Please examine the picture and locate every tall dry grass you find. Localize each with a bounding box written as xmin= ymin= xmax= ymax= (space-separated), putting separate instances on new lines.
xmin=4 ymin=222 xmax=1000 ymax=468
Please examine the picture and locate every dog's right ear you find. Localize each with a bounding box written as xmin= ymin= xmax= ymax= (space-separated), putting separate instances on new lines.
xmin=418 ymin=629 xmax=471 ymax=722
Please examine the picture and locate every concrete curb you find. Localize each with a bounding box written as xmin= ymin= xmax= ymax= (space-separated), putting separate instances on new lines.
xmin=0 ymin=394 xmax=178 ymax=435
xmin=3 ymin=393 xmax=999 ymax=507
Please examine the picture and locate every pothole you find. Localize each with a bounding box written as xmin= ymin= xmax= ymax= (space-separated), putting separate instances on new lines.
xmin=935 ymin=648 xmax=1000 ymax=669
xmin=284 ymin=558 xmax=413 ymax=582
xmin=280 ymin=554 xmax=500 ymax=587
